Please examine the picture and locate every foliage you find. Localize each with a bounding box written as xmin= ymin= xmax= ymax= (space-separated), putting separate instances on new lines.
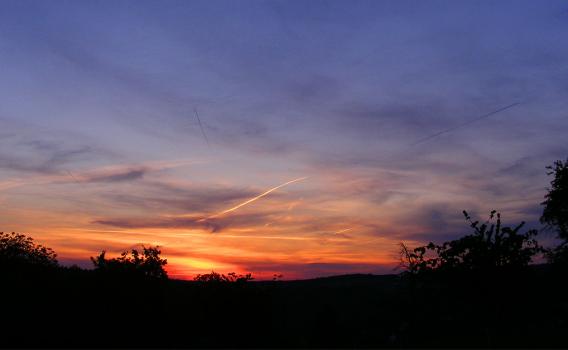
xmin=398 ymin=242 xmax=425 ymax=275
xmin=540 ymin=159 xmax=568 ymax=265
xmin=541 ymin=159 xmax=568 ymax=241
xmin=545 ymin=245 xmax=568 ymax=266
xmin=400 ymin=211 xmax=541 ymax=275
xmin=0 ymin=231 xmax=58 ymax=268
xmin=193 ymin=271 xmax=254 ymax=284
xmin=91 ymin=246 xmax=168 ymax=279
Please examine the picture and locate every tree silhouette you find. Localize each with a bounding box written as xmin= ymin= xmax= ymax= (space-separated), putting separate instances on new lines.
xmin=400 ymin=210 xmax=541 ymax=275
xmin=0 ymin=231 xmax=58 ymax=268
xmin=541 ymin=159 xmax=568 ymax=264
xmin=91 ymin=246 xmax=168 ymax=279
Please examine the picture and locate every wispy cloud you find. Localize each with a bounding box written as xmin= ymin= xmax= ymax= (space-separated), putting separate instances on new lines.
xmin=0 ymin=140 xmax=98 ymax=175
xmin=75 ymin=167 xmax=147 ymax=183
xmin=93 ymin=211 xmax=274 ymax=233
xmin=1 ymin=1 xmax=566 ymax=279
xmin=0 ymin=117 xmax=110 ymax=176
xmin=0 ymin=159 xmax=204 ymax=191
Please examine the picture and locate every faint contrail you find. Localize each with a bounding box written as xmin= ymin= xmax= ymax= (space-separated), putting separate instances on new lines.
xmin=66 ymin=170 xmax=80 ymax=183
xmin=204 ymin=177 xmax=309 ymax=220
xmin=193 ymin=107 xmax=210 ymax=147
xmin=334 ymin=228 xmax=352 ymax=234
xmin=410 ymin=102 xmax=520 ymax=146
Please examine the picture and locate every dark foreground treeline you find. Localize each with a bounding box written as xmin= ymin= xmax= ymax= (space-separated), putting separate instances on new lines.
xmin=1 ymin=159 xmax=567 ymax=348
xmin=1 ymin=262 xmax=567 ymax=348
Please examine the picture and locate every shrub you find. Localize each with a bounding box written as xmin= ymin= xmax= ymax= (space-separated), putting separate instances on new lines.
xmin=400 ymin=211 xmax=541 ymax=275
xmin=193 ymin=271 xmax=254 ymax=284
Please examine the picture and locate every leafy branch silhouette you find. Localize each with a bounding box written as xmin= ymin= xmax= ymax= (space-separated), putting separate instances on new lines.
xmin=400 ymin=210 xmax=541 ymax=275
xmin=91 ymin=246 xmax=168 ymax=279
xmin=0 ymin=231 xmax=58 ymax=268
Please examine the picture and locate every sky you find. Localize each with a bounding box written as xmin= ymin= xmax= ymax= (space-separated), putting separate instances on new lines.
xmin=1 ymin=0 xmax=567 ymax=279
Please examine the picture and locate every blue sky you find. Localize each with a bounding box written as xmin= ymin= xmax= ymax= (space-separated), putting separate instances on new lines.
xmin=1 ymin=0 xmax=567 ymax=278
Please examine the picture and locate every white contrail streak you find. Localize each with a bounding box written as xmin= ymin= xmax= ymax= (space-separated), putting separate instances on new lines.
xmin=204 ymin=177 xmax=309 ymax=220
xmin=334 ymin=228 xmax=352 ymax=234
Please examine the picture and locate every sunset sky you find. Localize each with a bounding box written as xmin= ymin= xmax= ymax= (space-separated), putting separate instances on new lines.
xmin=1 ymin=0 xmax=567 ymax=279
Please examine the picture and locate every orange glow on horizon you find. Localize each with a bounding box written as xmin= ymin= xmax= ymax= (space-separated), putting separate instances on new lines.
xmin=0 ymin=161 xmax=478 ymax=280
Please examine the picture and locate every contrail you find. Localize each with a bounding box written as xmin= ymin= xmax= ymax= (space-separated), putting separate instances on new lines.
xmin=193 ymin=107 xmax=210 ymax=147
xmin=410 ymin=102 xmax=520 ymax=146
xmin=66 ymin=170 xmax=80 ymax=183
xmin=204 ymin=177 xmax=309 ymax=220
xmin=334 ymin=228 xmax=352 ymax=234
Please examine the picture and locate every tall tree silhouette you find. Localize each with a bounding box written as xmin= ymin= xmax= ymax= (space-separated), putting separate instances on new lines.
xmin=541 ymin=159 xmax=568 ymax=264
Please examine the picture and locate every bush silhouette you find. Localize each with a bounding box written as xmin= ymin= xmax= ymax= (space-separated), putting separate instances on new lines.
xmin=194 ymin=271 xmax=254 ymax=284
xmin=91 ymin=246 xmax=168 ymax=279
xmin=401 ymin=210 xmax=541 ymax=275
xmin=0 ymin=231 xmax=58 ymax=268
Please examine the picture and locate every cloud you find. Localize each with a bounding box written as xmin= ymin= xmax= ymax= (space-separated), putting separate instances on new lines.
xmin=390 ymin=202 xmax=474 ymax=243
xmin=101 ymin=180 xmax=261 ymax=213
xmin=0 ymin=142 xmax=96 ymax=175
xmin=93 ymin=211 xmax=275 ymax=233
xmin=70 ymin=159 xmax=203 ymax=184
xmin=0 ymin=157 xmax=203 ymax=193
xmin=332 ymin=100 xmax=452 ymax=142
xmin=1 ymin=1 xmax=567 ymax=280
xmin=78 ymin=167 xmax=147 ymax=183
xmin=0 ymin=117 xmax=110 ymax=175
